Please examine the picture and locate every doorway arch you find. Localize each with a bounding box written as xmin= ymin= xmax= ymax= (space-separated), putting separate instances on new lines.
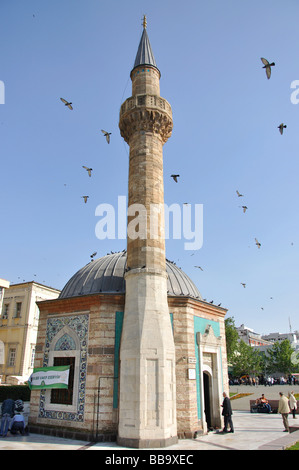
xmin=203 ymin=371 xmax=212 ymax=430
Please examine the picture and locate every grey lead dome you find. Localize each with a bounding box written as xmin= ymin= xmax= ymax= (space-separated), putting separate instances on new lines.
xmin=59 ymin=251 xmax=202 ymax=300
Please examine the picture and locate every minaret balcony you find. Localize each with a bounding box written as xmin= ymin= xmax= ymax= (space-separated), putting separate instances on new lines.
xmin=119 ymin=94 xmax=173 ymax=144
xmin=120 ymin=94 xmax=172 ymax=119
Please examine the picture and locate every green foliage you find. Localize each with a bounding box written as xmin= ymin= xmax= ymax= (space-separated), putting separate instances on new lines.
xmin=225 ymin=318 xmax=299 ymax=377
xmin=264 ymin=340 xmax=296 ymax=375
xmin=225 ymin=316 xmax=239 ymax=363
xmin=0 ymin=385 xmax=31 ymax=402
xmin=231 ymin=340 xmax=264 ymax=377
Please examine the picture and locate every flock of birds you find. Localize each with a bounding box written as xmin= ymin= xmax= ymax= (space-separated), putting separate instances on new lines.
xmin=167 ymin=57 xmax=290 ymax=312
xmin=56 ymin=57 xmax=290 ymax=313
xmin=59 ymin=97 xmax=113 ymax=262
xmin=260 ymin=58 xmax=287 ymax=134
xmin=60 ymin=96 xmax=111 ymax=206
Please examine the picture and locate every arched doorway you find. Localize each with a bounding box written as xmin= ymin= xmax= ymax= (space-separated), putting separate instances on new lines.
xmin=203 ymin=372 xmax=212 ymax=430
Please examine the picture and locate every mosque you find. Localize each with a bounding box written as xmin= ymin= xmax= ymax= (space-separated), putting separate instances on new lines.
xmin=29 ymin=19 xmax=229 ymax=447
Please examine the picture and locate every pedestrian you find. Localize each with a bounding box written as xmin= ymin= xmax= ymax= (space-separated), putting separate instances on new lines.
xmin=278 ymin=392 xmax=290 ymax=432
xmin=221 ymin=392 xmax=234 ymax=433
xmin=0 ymin=398 xmax=15 ymax=437
xmin=288 ymin=391 xmax=297 ymax=419
xmin=10 ymin=411 xmax=26 ymax=435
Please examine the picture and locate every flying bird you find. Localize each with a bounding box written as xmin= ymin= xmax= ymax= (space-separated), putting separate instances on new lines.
xmin=171 ymin=174 xmax=180 ymax=182
xmin=261 ymin=58 xmax=275 ymax=79
xmin=90 ymin=252 xmax=97 ymax=261
xmin=255 ymin=238 xmax=261 ymax=249
xmin=60 ymin=98 xmax=73 ymax=110
xmin=241 ymin=283 xmax=246 ymax=288
xmin=278 ymin=123 xmax=287 ymax=135
xmin=82 ymin=196 xmax=89 ymax=203
xmin=194 ymin=266 xmax=203 ymax=271
xmin=236 ymin=190 xmax=244 ymax=197
xmin=101 ymin=129 xmax=111 ymax=144
xmin=82 ymin=166 xmax=93 ymax=177
xmin=241 ymin=205 xmax=248 ymax=213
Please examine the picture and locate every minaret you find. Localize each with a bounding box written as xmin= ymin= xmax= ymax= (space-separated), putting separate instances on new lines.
xmin=118 ymin=17 xmax=177 ymax=448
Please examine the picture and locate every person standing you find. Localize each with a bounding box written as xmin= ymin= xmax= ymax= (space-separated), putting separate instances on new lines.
xmin=221 ymin=392 xmax=234 ymax=433
xmin=288 ymin=391 xmax=297 ymax=419
xmin=0 ymin=398 xmax=15 ymax=437
xmin=278 ymin=392 xmax=290 ymax=432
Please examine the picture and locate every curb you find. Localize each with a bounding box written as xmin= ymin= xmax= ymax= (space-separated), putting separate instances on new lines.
xmin=258 ymin=429 xmax=299 ymax=450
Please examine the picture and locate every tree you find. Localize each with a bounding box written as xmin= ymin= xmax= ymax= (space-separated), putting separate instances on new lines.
xmin=231 ymin=340 xmax=264 ymax=377
xmin=265 ymin=339 xmax=295 ymax=375
xmin=224 ymin=316 xmax=239 ymax=363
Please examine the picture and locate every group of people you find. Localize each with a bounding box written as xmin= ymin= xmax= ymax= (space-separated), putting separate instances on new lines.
xmin=0 ymin=398 xmax=27 ymax=437
xmin=221 ymin=390 xmax=297 ymax=434
xmin=230 ymin=375 xmax=298 ymax=386
xmin=277 ymin=391 xmax=297 ymax=432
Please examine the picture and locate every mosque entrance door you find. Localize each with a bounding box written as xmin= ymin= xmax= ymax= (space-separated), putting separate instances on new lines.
xmin=203 ymin=372 xmax=212 ymax=429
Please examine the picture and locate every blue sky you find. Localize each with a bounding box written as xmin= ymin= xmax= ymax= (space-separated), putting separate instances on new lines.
xmin=1 ymin=0 xmax=299 ymax=334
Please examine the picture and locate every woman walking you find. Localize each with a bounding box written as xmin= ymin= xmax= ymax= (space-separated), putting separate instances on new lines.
xmin=288 ymin=391 xmax=297 ymax=419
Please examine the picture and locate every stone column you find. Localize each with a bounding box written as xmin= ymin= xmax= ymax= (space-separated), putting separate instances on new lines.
xmin=118 ymin=61 xmax=177 ymax=447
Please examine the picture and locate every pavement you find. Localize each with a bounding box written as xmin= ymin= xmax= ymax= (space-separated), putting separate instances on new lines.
xmin=0 ymin=385 xmax=298 ymax=451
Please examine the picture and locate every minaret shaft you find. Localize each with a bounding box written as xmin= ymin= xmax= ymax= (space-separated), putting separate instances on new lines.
xmin=118 ymin=29 xmax=177 ymax=448
xmin=127 ymin=132 xmax=165 ymax=270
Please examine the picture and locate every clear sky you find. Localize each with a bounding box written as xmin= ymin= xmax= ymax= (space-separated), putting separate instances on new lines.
xmin=1 ymin=0 xmax=299 ymax=335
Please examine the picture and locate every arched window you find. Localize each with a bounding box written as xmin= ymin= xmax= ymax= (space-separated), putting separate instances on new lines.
xmin=49 ymin=327 xmax=79 ymax=406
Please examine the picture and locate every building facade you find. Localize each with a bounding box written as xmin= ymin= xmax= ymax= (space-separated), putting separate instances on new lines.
xmin=29 ymin=253 xmax=228 ymax=442
xmin=0 ymin=282 xmax=60 ymax=384
xmin=236 ymin=324 xmax=273 ymax=347
xmin=28 ymin=21 xmax=229 ymax=446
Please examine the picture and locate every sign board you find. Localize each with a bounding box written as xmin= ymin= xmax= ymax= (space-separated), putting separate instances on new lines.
xmin=188 ymin=368 xmax=196 ymax=380
xmin=28 ymin=366 xmax=70 ymax=390
xmin=188 ymin=357 xmax=196 ymax=364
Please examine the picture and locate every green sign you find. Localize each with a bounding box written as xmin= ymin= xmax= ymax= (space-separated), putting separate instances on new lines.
xmin=28 ymin=366 xmax=70 ymax=390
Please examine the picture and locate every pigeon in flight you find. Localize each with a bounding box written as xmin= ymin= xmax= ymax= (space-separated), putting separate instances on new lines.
xmin=171 ymin=174 xmax=180 ymax=182
xmin=255 ymin=238 xmax=261 ymax=249
xmin=236 ymin=190 xmax=244 ymax=197
xmin=82 ymin=166 xmax=93 ymax=177
xmin=241 ymin=283 xmax=246 ymax=288
xmin=261 ymin=58 xmax=275 ymax=79
xmin=60 ymin=98 xmax=73 ymax=110
xmin=82 ymin=196 xmax=89 ymax=203
xmin=101 ymin=129 xmax=111 ymax=144
xmin=194 ymin=266 xmax=203 ymax=271
xmin=278 ymin=123 xmax=287 ymax=135
xmin=90 ymin=252 xmax=97 ymax=261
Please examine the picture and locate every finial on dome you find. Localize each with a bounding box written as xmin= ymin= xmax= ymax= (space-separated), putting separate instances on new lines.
xmin=142 ymin=14 xmax=147 ymax=29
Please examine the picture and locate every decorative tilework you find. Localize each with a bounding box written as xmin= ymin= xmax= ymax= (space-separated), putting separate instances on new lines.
xmin=39 ymin=314 xmax=89 ymax=422
xmin=54 ymin=333 xmax=76 ymax=351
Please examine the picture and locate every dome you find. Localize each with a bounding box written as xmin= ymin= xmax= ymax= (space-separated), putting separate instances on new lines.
xmin=59 ymin=251 xmax=202 ymax=300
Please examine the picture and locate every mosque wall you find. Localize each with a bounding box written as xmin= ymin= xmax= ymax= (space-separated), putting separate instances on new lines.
xmin=168 ymin=297 xmax=228 ymax=437
xmin=29 ymin=294 xmax=125 ymax=440
xmin=29 ymin=294 xmax=228 ymax=441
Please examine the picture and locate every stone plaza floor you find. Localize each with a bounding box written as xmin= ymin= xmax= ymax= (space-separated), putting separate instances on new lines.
xmin=0 ymin=384 xmax=298 ymax=451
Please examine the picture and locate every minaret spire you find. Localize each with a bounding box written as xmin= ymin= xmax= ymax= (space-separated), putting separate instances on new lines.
xmin=132 ymin=17 xmax=159 ymax=76
xmin=142 ymin=14 xmax=147 ymax=29
xmin=118 ymin=20 xmax=177 ymax=448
